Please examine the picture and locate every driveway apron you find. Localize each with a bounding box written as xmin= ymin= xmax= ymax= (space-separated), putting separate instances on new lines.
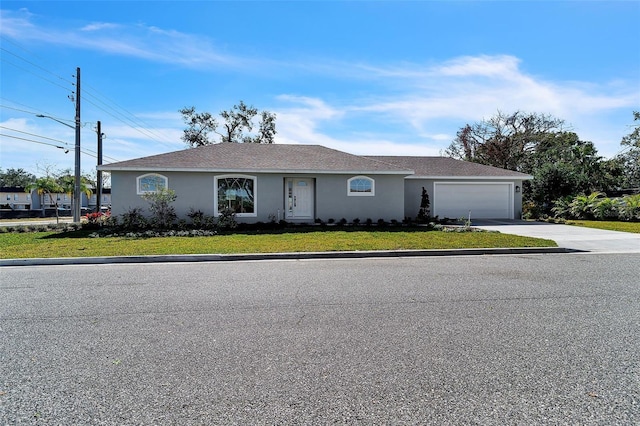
xmin=473 ymin=220 xmax=640 ymax=253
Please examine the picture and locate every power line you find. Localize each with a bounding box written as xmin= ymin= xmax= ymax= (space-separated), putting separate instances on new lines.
xmin=0 ymin=133 xmax=68 ymax=151
xmin=81 ymin=95 xmax=177 ymax=147
xmin=0 ymin=45 xmax=75 ymax=85
xmin=0 ymin=103 xmax=43 ymax=116
xmin=0 ymin=99 xmax=74 ymax=125
xmin=0 ymin=34 xmax=60 ymax=73
xmin=82 ymin=83 xmax=176 ymax=145
xmin=0 ymin=133 xmax=116 ymax=161
xmin=0 ymin=125 xmax=72 ymax=146
xmin=79 ymin=144 xmax=121 ymax=163
xmin=0 ymin=50 xmax=74 ymax=92
xmin=2 ymin=43 xmax=178 ymax=153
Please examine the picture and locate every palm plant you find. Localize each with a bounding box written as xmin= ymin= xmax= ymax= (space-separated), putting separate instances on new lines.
xmin=568 ymin=192 xmax=604 ymax=219
xmin=591 ymin=197 xmax=620 ymax=220
xmin=551 ymin=196 xmax=573 ymax=219
xmin=619 ymin=194 xmax=640 ymax=221
xmin=25 ymin=177 xmax=63 ymax=223
xmin=58 ymin=175 xmax=93 ymax=215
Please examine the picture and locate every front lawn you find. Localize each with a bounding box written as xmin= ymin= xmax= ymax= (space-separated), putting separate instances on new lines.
xmin=566 ymin=220 xmax=640 ymax=234
xmin=0 ymin=229 xmax=557 ymax=259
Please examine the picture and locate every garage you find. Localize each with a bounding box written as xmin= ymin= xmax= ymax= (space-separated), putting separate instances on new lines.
xmin=433 ymin=182 xmax=514 ymax=219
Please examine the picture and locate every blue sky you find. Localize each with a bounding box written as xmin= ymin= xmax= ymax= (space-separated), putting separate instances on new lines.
xmin=1 ymin=1 xmax=639 ymax=177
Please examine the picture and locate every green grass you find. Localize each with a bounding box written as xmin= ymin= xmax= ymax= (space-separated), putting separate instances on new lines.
xmin=0 ymin=229 xmax=557 ymax=259
xmin=566 ymin=220 xmax=640 ymax=233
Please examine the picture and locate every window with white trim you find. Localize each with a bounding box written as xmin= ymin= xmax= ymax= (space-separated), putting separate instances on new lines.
xmin=347 ymin=176 xmax=375 ymax=196
xmin=215 ymin=175 xmax=256 ymax=216
xmin=137 ymin=173 xmax=168 ymax=194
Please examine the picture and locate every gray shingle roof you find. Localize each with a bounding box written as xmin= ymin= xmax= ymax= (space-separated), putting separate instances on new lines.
xmin=101 ymin=143 xmax=412 ymax=174
xmin=366 ymin=156 xmax=532 ymax=178
xmin=99 ymin=143 xmax=530 ymax=178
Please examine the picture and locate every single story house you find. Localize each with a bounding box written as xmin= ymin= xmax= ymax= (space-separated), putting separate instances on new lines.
xmin=99 ymin=143 xmax=531 ymax=223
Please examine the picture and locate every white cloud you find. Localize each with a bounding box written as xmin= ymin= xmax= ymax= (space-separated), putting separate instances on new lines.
xmin=0 ymin=9 xmax=241 ymax=68
xmin=435 ymin=55 xmax=522 ymax=78
xmin=324 ymin=55 xmax=637 ymax=156
xmin=1 ymin=8 xmax=636 ymax=161
xmin=81 ymin=22 xmax=121 ymax=32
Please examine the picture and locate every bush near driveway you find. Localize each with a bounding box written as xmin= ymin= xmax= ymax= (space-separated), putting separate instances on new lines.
xmin=548 ymin=193 xmax=640 ymax=222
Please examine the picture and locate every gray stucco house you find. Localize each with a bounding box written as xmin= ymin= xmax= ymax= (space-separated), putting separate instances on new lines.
xmin=99 ymin=143 xmax=531 ymax=223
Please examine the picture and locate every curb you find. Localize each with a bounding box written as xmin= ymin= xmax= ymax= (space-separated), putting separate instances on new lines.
xmin=0 ymin=247 xmax=580 ymax=267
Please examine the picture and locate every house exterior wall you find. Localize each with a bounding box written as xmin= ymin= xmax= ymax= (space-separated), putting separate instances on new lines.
xmin=404 ymin=178 xmax=525 ymax=220
xmin=111 ymin=171 xmax=214 ymax=218
xmin=404 ymin=180 xmax=434 ymax=220
xmin=110 ymin=171 xmax=406 ymax=223
xmin=314 ymin=174 xmax=405 ymax=222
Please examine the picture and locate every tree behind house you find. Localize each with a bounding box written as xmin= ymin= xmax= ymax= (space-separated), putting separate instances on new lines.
xmin=180 ymin=101 xmax=276 ymax=147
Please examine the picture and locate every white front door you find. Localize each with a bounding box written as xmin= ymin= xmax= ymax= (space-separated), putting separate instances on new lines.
xmin=286 ymin=178 xmax=314 ymax=219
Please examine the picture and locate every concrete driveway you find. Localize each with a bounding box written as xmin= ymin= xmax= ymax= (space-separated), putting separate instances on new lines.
xmin=473 ymin=220 xmax=640 ymax=253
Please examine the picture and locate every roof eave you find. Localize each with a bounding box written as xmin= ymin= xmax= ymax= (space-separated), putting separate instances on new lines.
xmin=98 ymin=166 xmax=413 ymax=175
xmin=406 ymin=175 xmax=533 ymax=180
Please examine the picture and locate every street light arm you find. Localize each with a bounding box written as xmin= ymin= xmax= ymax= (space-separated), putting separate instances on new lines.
xmin=35 ymin=114 xmax=75 ymax=129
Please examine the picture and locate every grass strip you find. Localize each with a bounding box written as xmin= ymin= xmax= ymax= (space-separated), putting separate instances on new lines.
xmin=1 ymin=230 xmax=556 ymax=259
xmin=566 ymin=220 xmax=640 ymax=234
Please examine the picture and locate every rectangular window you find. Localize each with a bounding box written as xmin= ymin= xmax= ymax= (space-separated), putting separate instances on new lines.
xmin=216 ymin=176 xmax=256 ymax=216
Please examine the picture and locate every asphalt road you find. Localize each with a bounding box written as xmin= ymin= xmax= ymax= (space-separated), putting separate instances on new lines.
xmin=1 ymin=254 xmax=639 ymax=425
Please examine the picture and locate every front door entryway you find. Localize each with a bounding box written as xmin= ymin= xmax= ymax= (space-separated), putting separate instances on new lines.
xmin=286 ymin=178 xmax=314 ymax=219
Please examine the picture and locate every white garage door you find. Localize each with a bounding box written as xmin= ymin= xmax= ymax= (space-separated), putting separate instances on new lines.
xmin=434 ymin=182 xmax=513 ymax=219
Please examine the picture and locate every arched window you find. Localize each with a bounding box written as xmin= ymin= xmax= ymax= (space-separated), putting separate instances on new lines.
xmin=137 ymin=173 xmax=168 ymax=194
xmin=215 ymin=175 xmax=257 ymax=217
xmin=347 ymin=176 xmax=375 ymax=196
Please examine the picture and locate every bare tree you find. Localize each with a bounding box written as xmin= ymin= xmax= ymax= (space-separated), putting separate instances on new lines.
xmin=445 ymin=111 xmax=565 ymax=171
xmin=180 ymin=101 xmax=276 ymax=147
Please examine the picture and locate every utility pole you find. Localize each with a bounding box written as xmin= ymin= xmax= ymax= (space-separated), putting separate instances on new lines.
xmin=73 ymin=67 xmax=81 ymax=222
xmin=96 ymin=120 xmax=103 ymax=213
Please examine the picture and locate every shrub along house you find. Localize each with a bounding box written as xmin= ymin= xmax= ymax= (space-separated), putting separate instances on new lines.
xmin=99 ymin=143 xmax=531 ymax=223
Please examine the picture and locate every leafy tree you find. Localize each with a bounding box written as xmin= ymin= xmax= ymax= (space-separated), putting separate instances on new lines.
xmin=527 ymin=132 xmax=623 ymax=207
xmin=0 ymin=168 xmax=36 ymax=187
xmin=25 ymin=177 xmax=63 ymax=222
xmin=446 ymin=112 xmax=625 ymax=214
xmin=179 ymin=101 xmax=276 ymax=147
xmin=528 ymin=162 xmax=578 ymax=208
xmin=614 ymin=111 xmax=640 ymax=189
xmin=621 ymin=111 xmax=640 ymax=148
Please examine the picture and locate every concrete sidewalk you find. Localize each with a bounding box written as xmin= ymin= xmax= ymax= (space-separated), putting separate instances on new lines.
xmin=0 ymin=247 xmax=574 ymax=267
xmin=473 ymin=220 xmax=640 ymax=253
